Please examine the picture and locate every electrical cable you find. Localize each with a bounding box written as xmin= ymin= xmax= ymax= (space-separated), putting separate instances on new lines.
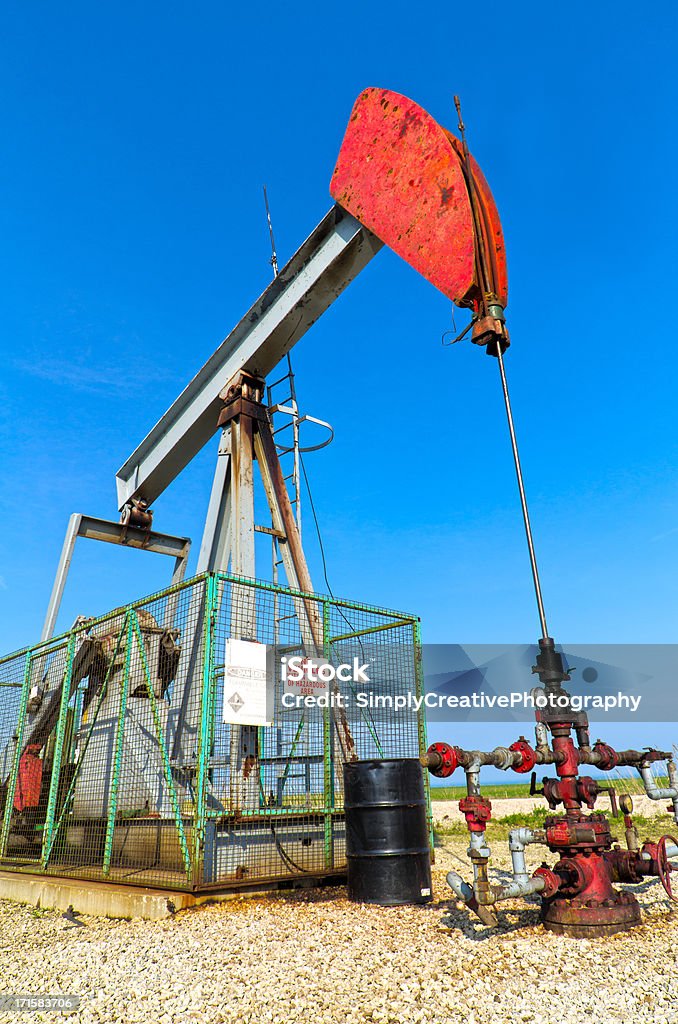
xmin=270 ymin=821 xmax=312 ymax=874
xmin=299 ymin=451 xmax=385 ymax=756
xmin=299 ymin=453 xmax=335 ymax=599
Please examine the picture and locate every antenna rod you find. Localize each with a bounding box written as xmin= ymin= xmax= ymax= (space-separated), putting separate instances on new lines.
xmin=263 ymin=185 xmax=279 ymax=278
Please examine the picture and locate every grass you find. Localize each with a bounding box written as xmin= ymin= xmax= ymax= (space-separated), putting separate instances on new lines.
xmin=429 ymin=776 xmax=669 ymax=801
xmin=431 ymin=782 xmax=535 ymax=800
xmin=433 ymin=808 xmax=668 ymax=844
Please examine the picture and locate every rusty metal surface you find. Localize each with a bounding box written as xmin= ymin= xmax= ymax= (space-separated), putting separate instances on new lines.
xmin=446 ymin=133 xmax=508 ymax=310
xmin=331 ymin=88 xmax=477 ymax=305
xmin=541 ymin=889 xmax=641 ymax=937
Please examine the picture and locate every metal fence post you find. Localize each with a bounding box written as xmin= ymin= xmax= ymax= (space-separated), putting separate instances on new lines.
xmin=102 ymin=612 xmax=133 ymax=877
xmin=0 ymin=653 xmax=34 ymax=858
xmin=322 ymin=598 xmax=334 ymax=869
xmin=42 ymin=621 xmax=128 ymax=867
xmin=193 ymin=573 xmax=217 ymax=886
xmin=130 ymin=610 xmax=192 ymax=879
xmin=412 ymin=618 xmax=433 ymax=854
xmin=41 ymin=634 xmax=77 ymax=869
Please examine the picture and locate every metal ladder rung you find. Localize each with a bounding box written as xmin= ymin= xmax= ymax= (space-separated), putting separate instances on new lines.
xmin=268 ymin=372 xmax=292 ymax=389
xmin=255 ymin=524 xmax=286 ymax=539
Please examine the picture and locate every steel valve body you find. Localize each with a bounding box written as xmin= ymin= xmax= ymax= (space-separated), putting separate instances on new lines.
xmin=540 ymin=811 xmax=641 ymax=936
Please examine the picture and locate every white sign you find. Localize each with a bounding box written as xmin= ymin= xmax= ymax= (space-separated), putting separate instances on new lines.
xmin=223 ymin=639 xmax=273 ymax=726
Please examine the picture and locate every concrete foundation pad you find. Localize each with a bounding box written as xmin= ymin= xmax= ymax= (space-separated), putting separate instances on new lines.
xmin=0 ymin=870 xmax=346 ymax=921
xmin=0 ymin=872 xmax=215 ymax=921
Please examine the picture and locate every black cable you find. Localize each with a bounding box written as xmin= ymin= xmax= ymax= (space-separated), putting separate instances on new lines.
xmin=299 ymin=451 xmax=384 ymax=755
xmin=299 ymin=453 xmax=334 ymax=598
xmin=270 ymin=822 xmax=311 ymax=874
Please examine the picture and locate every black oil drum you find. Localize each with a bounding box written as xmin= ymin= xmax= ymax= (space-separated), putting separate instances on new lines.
xmin=343 ymin=757 xmax=432 ymax=906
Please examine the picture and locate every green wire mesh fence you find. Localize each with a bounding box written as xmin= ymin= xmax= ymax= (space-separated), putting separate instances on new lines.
xmin=0 ymin=573 xmax=429 ymax=892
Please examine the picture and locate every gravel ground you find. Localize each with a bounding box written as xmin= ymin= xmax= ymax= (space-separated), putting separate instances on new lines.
xmin=1 ymin=832 xmax=677 ymax=1024
xmin=0 ymin=802 xmax=675 ymax=1023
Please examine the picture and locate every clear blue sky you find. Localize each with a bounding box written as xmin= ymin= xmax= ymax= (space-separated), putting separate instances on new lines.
xmin=1 ymin=3 xmax=677 ymax=755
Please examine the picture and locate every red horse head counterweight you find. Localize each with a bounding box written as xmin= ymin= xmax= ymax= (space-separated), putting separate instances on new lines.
xmin=330 ymin=87 xmax=508 ymax=329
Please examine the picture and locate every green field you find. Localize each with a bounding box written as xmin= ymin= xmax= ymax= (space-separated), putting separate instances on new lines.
xmin=429 ymin=775 xmax=666 ymax=802
xmin=433 ymin=807 xmax=666 ymax=842
xmin=431 ymin=782 xmax=534 ymax=800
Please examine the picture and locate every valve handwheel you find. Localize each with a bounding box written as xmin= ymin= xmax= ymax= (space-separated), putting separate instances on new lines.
xmin=656 ymin=835 xmax=678 ymax=903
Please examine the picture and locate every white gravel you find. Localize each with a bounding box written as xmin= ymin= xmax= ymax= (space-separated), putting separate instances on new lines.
xmin=0 ymin=843 xmax=677 ymax=1024
xmin=0 ymin=799 xmax=675 ymax=1023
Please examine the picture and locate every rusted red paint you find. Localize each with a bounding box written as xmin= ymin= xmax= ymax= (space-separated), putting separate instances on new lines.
xmin=425 ymin=740 xmax=457 ymax=778
xmin=541 ymin=886 xmax=642 ymax=937
xmin=446 ymin=134 xmax=508 ymax=309
xmin=331 ymin=88 xmax=475 ymax=305
xmin=14 ymin=744 xmax=43 ymax=811
xmin=508 ymin=737 xmax=536 ymax=773
xmin=458 ymin=793 xmax=492 ymax=832
xmin=330 ymin=88 xmax=508 ymax=309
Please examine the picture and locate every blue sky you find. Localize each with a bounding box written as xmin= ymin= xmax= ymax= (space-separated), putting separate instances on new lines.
xmin=1 ymin=3 xmax=677 ymax=755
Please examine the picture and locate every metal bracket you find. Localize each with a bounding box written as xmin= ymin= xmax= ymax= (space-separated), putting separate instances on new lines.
xmin=41 ymin=514 xmax=191 ymax=641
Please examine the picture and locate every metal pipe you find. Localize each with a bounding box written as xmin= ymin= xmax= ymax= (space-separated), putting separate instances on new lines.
xmin=577 ymin=748 xmax=672 ymax=768
xmin=426 ymin=743 xmax=559 ymax=773
xmin=669 ymin=761 xmax=678 ymax=823
xmin=462 ymin=747 xmax=522 ymax=771
xmin=637 ymin=760 xmax=678 ymax=824
xmin=446 ymin=871 xmax=498 ymax=928
xmin=468 ymin=828 xmax=547 ymax=908
xmin=468 ymin=830 xmax=491 ymax=858
xmin=639 ymin=764 xmax=678 ymax=802
xmin=465 ymin=767 xmax=482 ymax=795
xmin=485 ymin=828 xmax=547 ymax=904
xmin=639 ymin=844 xmax=678 ymax=861
xmin=467 ymin=826 xmax=494 ymax=908
xmin=491 ymin=876 xmax=546 ymax=901
xmin=447 ymin=870 xmax=474 ymax=904
xmin=509 ymin=827 xmax=544 ymax=884
xmin=495 ymin=343 xmax=549 ymax=640
xmin=535 ymin=722 xmax=549 ymax=749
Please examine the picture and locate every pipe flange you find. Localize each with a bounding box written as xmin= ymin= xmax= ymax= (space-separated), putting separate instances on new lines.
xmin=533 ymin=865 xmax=560 ymax=899
xmin=509 ymin=737 xmax=537 ymax=774
xmin=426 ymin=741 xmax=458 ymax=778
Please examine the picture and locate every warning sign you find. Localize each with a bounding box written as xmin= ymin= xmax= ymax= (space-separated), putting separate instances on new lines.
xmin=222 ymin=639 xmax=273 ymax=726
